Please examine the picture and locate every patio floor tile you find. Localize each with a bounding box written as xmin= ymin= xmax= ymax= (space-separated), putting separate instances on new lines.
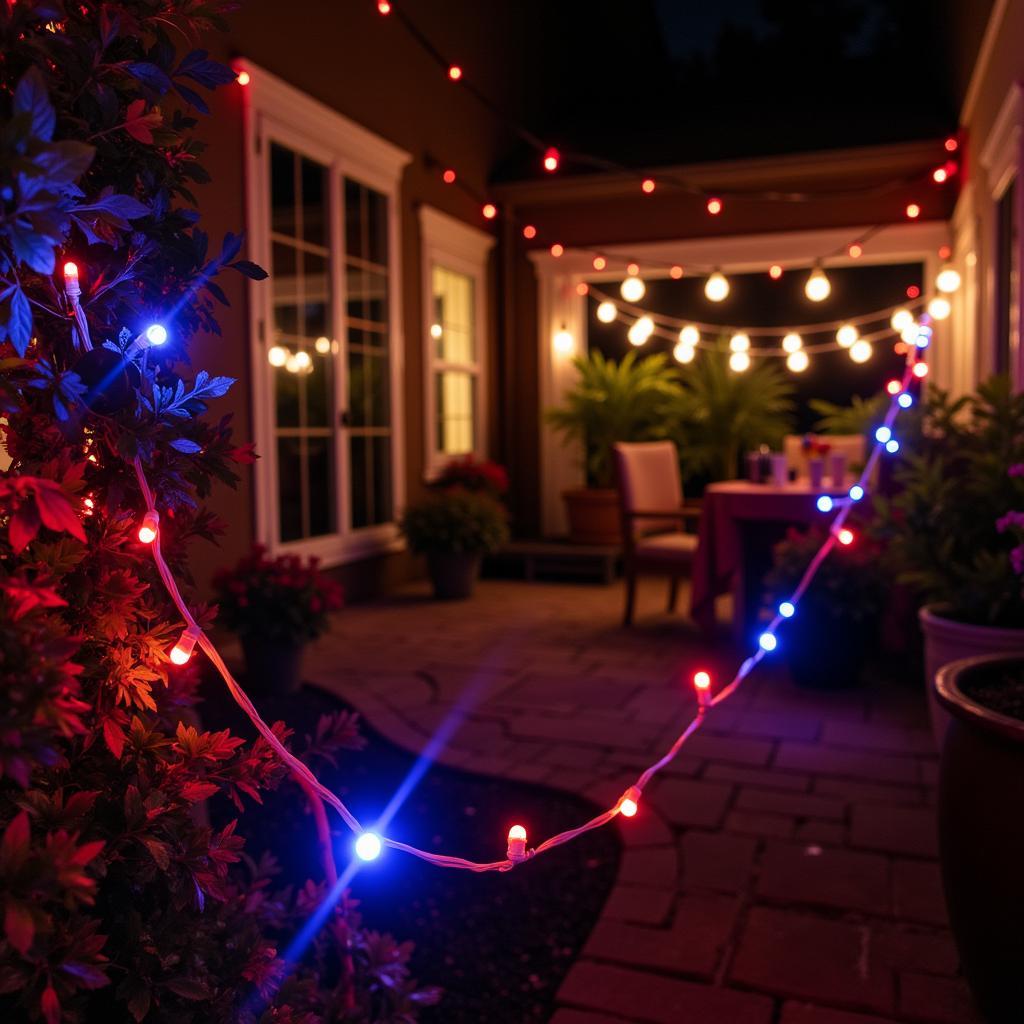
xmin=849 ymin=804 xmax=939 ymax=858
xmin=680 ymin=830 xmax=758 ymax=892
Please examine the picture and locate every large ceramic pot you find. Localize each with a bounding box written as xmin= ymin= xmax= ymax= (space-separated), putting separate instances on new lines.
xmin=934 ymin=654 xmax=1024 ymax=1023
xmin=562 ymin=488 xmax=620 ymax=545
xmin=426 ymin=551 xmax=480 ymax=600
xmin=241 ymin=633 xmax=305 ymax=694
xmin=920 ymin=605 xmax=1024 ymax=745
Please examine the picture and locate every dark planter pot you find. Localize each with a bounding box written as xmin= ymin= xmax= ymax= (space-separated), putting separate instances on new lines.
xmin=426 ymin=551 xmax=481 ymax=600
xmin=562 ymin=487 xmax=621 ymax=546
xmin=240 ymin=633 xmax=306 ymax=694
xmin=935 ymin=654 xmax=1024 ymax=1023
xmin=782 ymin=605 xmax=869 ymax=689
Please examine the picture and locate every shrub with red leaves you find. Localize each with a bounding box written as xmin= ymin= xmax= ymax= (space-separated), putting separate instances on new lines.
xmin=431 ymin=455 xmax=510 ymax=498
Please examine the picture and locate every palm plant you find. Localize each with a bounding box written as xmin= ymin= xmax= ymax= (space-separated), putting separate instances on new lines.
xmin=545 ymin=350 xmax=682 ymax=487
xmin=810 ymin=392 xmax=889 ymax=436
xmin=671 ymin=340 xmax=795 ymax=481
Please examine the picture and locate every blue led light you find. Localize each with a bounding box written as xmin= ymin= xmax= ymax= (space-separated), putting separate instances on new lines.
xmin=759 ymin=632 xmax=778 ymax=652
xmin=848 ymin=484 xmax=865 ymax=501
xmin=897 ymin=392 xmax=913 ymax=409
xmin=885 ymin=438 xmax=900 ymax=454
xmin=816 ymin=495 xmax=834 ymax=513
xmin=875 ymin=426 xmax=892 ymax=444
xmin=355 ymin=832 xmax=383 ymax=861
xmin=779 ymin=601 xmax=795 ymax=618
xmin=145 ymin=324 xmax=168 ymax=346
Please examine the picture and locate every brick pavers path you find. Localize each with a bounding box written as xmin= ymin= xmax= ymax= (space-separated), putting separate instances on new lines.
xmin=303 ymin=578 xmax=979 ymax=1024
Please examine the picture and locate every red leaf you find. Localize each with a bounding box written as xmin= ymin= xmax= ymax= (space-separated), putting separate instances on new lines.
xmin=4 ymin=901 xmax=34 ymax=954
xmin=123 ymin=99 xmax=162 ymax=144
xmin=69 ymin=839 xmax=105 ymax=867
xmin=41 ymin=984 xmax=60 ymax=1024
xmin=0 ymin=579 xmax=67 ymax=620
xmin=181 ymin=781 xmax=219 ymax=802
xmin=9 ymin=504 xmax=40 ymax=553
xmin=0 ymin=811 xmax=30 ymax=869
xmin=103 ymin=719 xmax=125 ymax=760
xmin=33 ymin=481 xmax=86 ymax=542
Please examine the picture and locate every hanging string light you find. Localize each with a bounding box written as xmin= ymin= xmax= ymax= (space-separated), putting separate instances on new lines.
xmin=704 ymin=270 xmax=729 ymax=302
xmin=836 ymin=324 xmax=858 ymax=348
xmin=891 ymin=308 xmax=913 ymax=331
xmin=804 ymin=264 xmax=831 ymax=302
xmin=628 ymin=316 xmax=654 ymax=346
xmin=678 ymin=324 xmax=700 ymax=347
xmin=849 ymin=339 xmax=873 ymax=363
xmin=706 ymin=197 xmax=723 ymax=215
xmin=927 ymin=296 xmax=951 ymax=320
xmin=673 ymin=341 xmax=696 ymax=363
xmin=729 ymin=350 xmax=751 ymax=372
xmin=620 ymin=275 xmax=646 ymax=302
xmin=781 ymin=332 xmax=803 ymax=354
xmin=786 ymin=350 xmax=809 ymax=373
xmin=729 ymin=332 xmax=751 ymax=353
xmin=935 ymin=264 xmax=962 ymax=293
xmin=596 ymin=301 xmax=617 ymax=323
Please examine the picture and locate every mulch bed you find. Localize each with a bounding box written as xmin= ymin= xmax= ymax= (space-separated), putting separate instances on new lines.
xmin=199 ymin=678 xmax=621 ymax=1023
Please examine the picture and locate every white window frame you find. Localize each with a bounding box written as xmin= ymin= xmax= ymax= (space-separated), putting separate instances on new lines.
xmin=419 ymin=206 xmax=494 ymax=477
xmin=241 ymin=60 xmax=411 ymax=566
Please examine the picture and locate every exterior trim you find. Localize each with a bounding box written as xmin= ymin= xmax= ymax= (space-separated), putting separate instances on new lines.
xmin=961 ymin=0 xmax=1011 ymax=123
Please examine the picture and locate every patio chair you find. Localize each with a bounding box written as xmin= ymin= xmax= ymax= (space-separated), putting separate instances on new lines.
xmin=614 ymin=441 xmax=702 ymax=626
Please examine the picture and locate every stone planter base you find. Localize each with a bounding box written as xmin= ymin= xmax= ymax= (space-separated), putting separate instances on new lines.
xmin=426 ymin=551 xmax=481 ymax=600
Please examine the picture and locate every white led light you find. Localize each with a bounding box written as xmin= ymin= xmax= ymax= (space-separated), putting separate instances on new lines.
xmin=620 ymin=276 xmax=646 ymax=302
xmin=849 ymin=340 xmax=873 ymax=363
xmin=596 ymin=301 xmax=617 ymax=323
xmin=836 ymin=324 xmax=858 ymax=348
xmin=704 ymin=271 xmax=730 ymax=302
xmin=628 ymin=316 xmax=654 ymax=346
xmin=782 ymin=332 xmax=803 ymax=353
xmin=728 ymin=350 xmax=750 ymax=372
xmin=804 ymin=267 xmax=831 ymax=302
xmin=786 ymin=350 xmax=809 ymax=373
xmin=268 ymin=345 xmax=288 ymax=367
xmin=678 ymin=324 xmax=700 ymax=347
xmin=145 ymin=324 xmax=168 ymax=346
xmin=891 ymin=308 xmax=913 ymax=331
xmin=355 ymin=832 xmax=383 ymax=861
xmin=729 ymin=333 xmax=750 ymax=353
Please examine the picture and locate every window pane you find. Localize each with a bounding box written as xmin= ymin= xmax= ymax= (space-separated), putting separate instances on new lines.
xmin=307 ymin=436 xmax=334 ymax=537
xmin=435 ymin=370 xmax=475 ymax=455
xmin=372 ymin=437 xmax=392 ymax=524
xmin=270 ymin=143 xmax=296 ymax=238
xmin=432 ymin=265 xmax=475 ymax=364
xmin=301 ymin=157 xmax=326 ymax=248
xmin=277 ymin=437 xmax=303 ymax=541
xmin=350 ymin=436 xmax=368 ymax=529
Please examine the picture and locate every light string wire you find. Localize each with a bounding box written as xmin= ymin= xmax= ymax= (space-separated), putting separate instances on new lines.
xmin=124 ymin=321 xmax=926 ymax=872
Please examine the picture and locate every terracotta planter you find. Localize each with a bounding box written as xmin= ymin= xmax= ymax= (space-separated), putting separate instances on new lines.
xmin=934 ymin=655 xmax=1024 ymax=1023
xmin=562 ymin=487 xmax=620 ymax=545
xmin=240 ymin=633 xmax=305 ymax=694
xmin=426 ymin=551 xmax=480 ymax=600
xmin=920 ymin=605 xmax=1024 ymax=746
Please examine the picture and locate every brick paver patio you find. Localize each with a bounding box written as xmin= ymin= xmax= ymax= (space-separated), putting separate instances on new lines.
xmin=303 ymin=578 xmax=978 ymax=1024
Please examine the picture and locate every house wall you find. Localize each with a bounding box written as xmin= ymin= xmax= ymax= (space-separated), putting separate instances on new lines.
xmin=188 ymin=0 xmax=527 ymax=596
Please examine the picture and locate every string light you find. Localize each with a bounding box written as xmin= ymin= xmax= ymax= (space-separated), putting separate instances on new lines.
xmin=900 ymin=322 xmax=920 ymax=344
xmin=236 ymin=69 xmax=251 ymax=86
xmin=837 ymin=527 xmax=855 ymax=546
xmin=482 ymin=203 xmax=497 ymax=220
xmin=836 ymin=324 xmax=858 ymax=348
xmin=933 ymin=166 xmax=948 ymax=184
xmin=945 ymin=135 xmax=959 ymax=152
xmin=641 ymin=178 xmax=656 ymax=194
xmin=673 ymin=342 xmax=696 ymax=364
xmin=628 ymin=316 xmax=654 ymax=346
xmin=63 ymin=261 xmax=80 ymax=293
xmin=781 ymin=332 xmax=803 ymax=353
xmin=596 ymin=301 xmax=617 ymax=324
xmin=355 ymin=831 xmax=383 ymax=861
xmin=377 ymin=0 xmax=391 ymax=13
xmin=898 ymin=392 xmax=913 ymax=408
xmin=145 ymin=324 xmax=168 ymax=347
xmin=936 ymin=265 xmax=961 ymax=293
xmin=507 ymin=825 xmax=528 ymax=862
xmin=593 ymin=255 xmax=606 ymax=270
xmin=442 ymin=168 xmax=456 ymax=184
xmin=729 ymin=332 xmax=750 ymax=353
xmin=447 ymin=64 xmax=462 ymax=81
xmin=786 ymin=350 xmax=809 ymax=373
xmin=875 ymin=426 xmax=892 ymax=444
xmin=678 ymin=325 xmax=700 ymax=347
xmin=804 ymin=265 xmax=831 ymax=302
xmin=704 ymin=270 xmax=729 ymax=302
xmin=543 ymin=147 xmax=560 ymax=172
xmin=137 ymin=510 xmax=160 ymax=544
xmin=849 ymin=340 xmax=873 ymax=363
xmin=617 ymin=786 xmax=641 ymax=817
xmin=522 ymin=224 xmax=536 ymax=239
xmin=728 ymin=351 xmax=750 ymax=372
xmin=670 ymin=265 xmax=684 ymax=279
xmin=759 ymin=632 xmax=778 ymax=652
xmin=706 ymin=197 xmax=723 ymax=215
xmin=779 ymin=601 xmax=795 ymax=618
xmin=575 ymin=283 xmax=589 ymax=297
xmin=849 ymin=484 xmax=864 ymax=501
xmin=550 ymin=243 xmax=564 ymax=258
xmin=927 ymin=296 xmax=951 ymax=320
xmin=891 ymin=308 xmax=913 ymax=331
xmin=885 ymin=438 xmax=900 ymax=453
xmin=913 ymin=361 xmax=929 ymax=378
xmin=915 ymin=324 xmax=932 ymax=348
xmin=620 ymin=276 xmax=645 ymax=302
xmin=769 ymin=264 xmax=783 ymax=280
xmin=429 ymin=324 xmax=443 ymax=340
xmin=170 ymin=627 xmax=199 ymax=666
xmin=886 ymin=379 xmax=902 ymax=395
xmin=817 ymin=495 xmax=834 ymax=512
xmin=553 ymin=328 xmax=574 ymax=355
xmin=848 ymin=242 xmax=863 ymax=258
xmin=693 ymin=670 xmax=712 ymax=708
xmin=906 ymin=285 xmax=921 ymax=299
xmin=906 ymin=203 xmax=921 ymax=219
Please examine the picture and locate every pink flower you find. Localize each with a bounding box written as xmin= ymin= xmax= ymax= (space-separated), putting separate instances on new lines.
xmin=996 ymin=510 xmax=1024 ymax=534
xmin=1009 ymin=464 xmax=1024 ymax=478
xmin=1012 ymin=545 xmax=1024 ymax=575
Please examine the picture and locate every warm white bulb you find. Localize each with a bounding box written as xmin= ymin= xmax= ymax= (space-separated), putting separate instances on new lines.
xmin=927 ymin=296 xmax=951 ymax=320
xmin=620 ymin=276 xmax=646 ymax=302
xmin=729 ymin=332 xmax=750 ymax=353
xmin=430 ymin=323 xmax=443 ymax=339
xmin=849 ymin=340 xmax=873 ymax=363
xmin=936 ymin=266 xmax=961 ymax=294
xmin=836 ymin=324 xmax=858 ymax=348
xmin=268 ymin=345 xmax=288 ymax=367
xmin=553 ymin=329 xmax=574 ymax=355
xmin=596 ymin=301 xmax=617 ymax=323
xmin=293 ymin=350 xmax=312 ymax=370
xmin=781 ymin=332 xmax=803 ymax=354
xmin=786 ymin=350 xmax=809 ymax=373
xmin=285 ymin=354 xmax=301 ymax=374
xmin=315 ymin=336 xmax=331 ymax=354
xmin=704 ymin=271 xmax=729 ymax=302
xmin=804 ymin=267 xmax=831 ymax=302
xmin=627 ymin=316 xmax=654 ymax=346
xmin=891 ymin=308 xmax=913 ymax=331
xmin=673 ymin=342 xmax=696 ymax=364
xmin=729 ymin=350 xmax=751 ymax=372
xmin=901 ymin=323 xmax=920 ymax=343
xmin=678 ymin=324 xmax=700 ymax=347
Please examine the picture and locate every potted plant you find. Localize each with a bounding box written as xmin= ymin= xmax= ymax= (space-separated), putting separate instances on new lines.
xmin=672 ymin=340 xmax=794 ymax=483
xmin=934 ymin=653 xmax=1024 ymax=1023
xmin=213 ymin=546 xmax=343 ymax=693
xmin=545 ymin=350 xmax=682 ymax=544
xmin=431 ymin=454 xmax=510 ymax=498
xmin=874 ymin=377 xmax=1024 ymax=740
xmin=764 ymin=525 xmax=885 ymax=688
xmin=400 ymin=489 xmax=509 ymax=599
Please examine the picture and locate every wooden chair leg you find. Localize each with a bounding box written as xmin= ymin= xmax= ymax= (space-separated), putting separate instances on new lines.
xmin=667 ymin=575 xmax=680 ymax=613
xmin=623 ymin=568 xmax=637 ymax=626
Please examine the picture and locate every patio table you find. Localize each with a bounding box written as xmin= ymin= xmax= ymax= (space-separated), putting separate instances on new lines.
xmin=690 ymin=478 xmax=849 ymax=642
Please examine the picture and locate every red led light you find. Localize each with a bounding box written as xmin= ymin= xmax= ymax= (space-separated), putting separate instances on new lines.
xmin=442 ymin=168 xmax=456 ymax=184
xmin=913 ymin=361 xmax=929 ymax=378
xmin=448 ymin=65 xmax=463 ymax=81
xmin=236 ymin=69 xmax=251 ymax=86
xmin=693 ymin=670 xmax=711 ymax=690
xmin=938 ymin=245 xmax=951 ymax=260
xmin=706 ymin=196 xmax=723 ymax=215
xmin=592 ymin=256 xmax=606 ymax=270
xmin=627 ymin=262 xmax=639 ymax=276
xmin=641 ymin=177 xmax=656 ymax=194
xmin=945 ymin=136 xmax=958 ymax=153
xmin=543 ymin=147 xmax=560 ymax=173
xmin=522 ymin=224 xmax=537 ymax=239
xmin=550 ymin=243 xmax=564 ymax=258
xmin=768 ymin=264 xmax=783 ymax=280
xmin=669 ymin=265 xmax=684 ymax=279
xmin=933 ymin=166 xmax=948 ymax=184
xmin=837 ymin=528 xmax=854 ymax=546
xmin=482 ymin=203 xmax=497 ymax=220
xmin=848 ymin=243 xmax=863 ymax=258
xmin=886 ymin=379 xmax=902 ymax=395
xmin=377 ymin=0 xmax=391 ymax=13
xmin=906 ymin=203 xmax=921 ymax=219
xmin=894 ymin=341 xmax=909 ymax=355
xmin=576 ymin=282 xmax=589 ymax=296
xmin=906 ymin=285 xmax=920 ymax=299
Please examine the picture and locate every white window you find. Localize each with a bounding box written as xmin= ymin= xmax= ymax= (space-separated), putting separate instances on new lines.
xmin=242 ymin=62 xmax=411 ymax=564
xmin=419 ymin=207 xmax=494 ymax=474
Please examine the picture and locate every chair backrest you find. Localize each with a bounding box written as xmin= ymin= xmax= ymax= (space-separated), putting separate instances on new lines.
xmin=614 ymin=441 xmax=683 ymax=537
xmin=784 ymin=433 xmax=866 ymax=473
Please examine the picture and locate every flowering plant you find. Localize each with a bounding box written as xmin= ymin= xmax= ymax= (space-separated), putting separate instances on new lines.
xmin=400 ymin=489 xmax=509 ymax=555
xmin=431 ymin=455 xmax=509 ymax=497
xmin=997 ymin=464 xmax=1024 ymax=587
xmin=213 ymin=547 xmax=343 ymax=645
xmin=800 ymin=434 xmax=832 ymax=457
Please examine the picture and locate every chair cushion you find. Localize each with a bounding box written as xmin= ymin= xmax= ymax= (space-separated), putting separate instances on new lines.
xmin=635 ymin=530 xmax=699 ymax=563
xmin=614 ymin=441 xmax=684 ymax=535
